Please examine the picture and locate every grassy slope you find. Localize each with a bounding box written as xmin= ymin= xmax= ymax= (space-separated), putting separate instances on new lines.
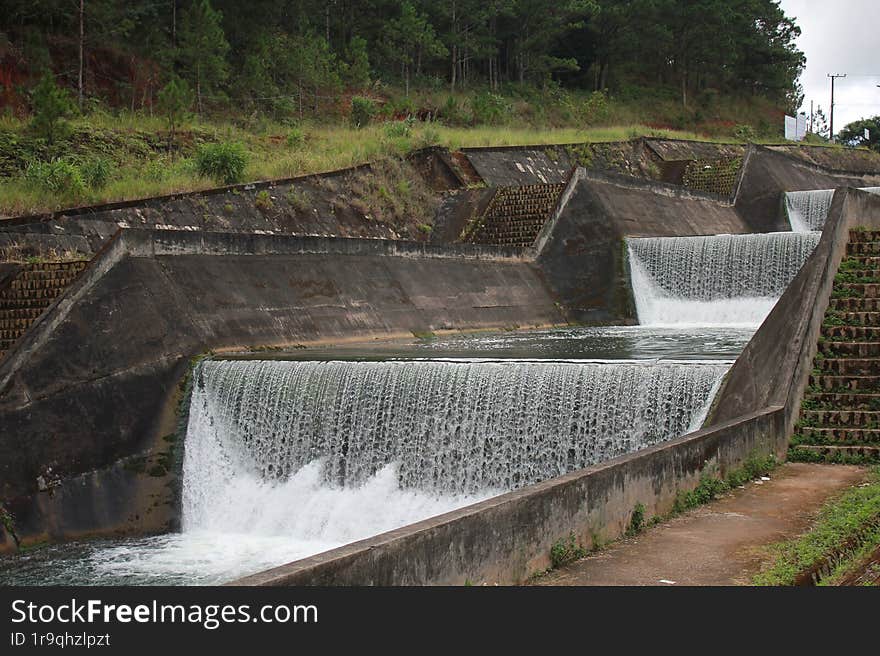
xmin=0 ymin=90 xmax=845 ymax=217
xmin=754 ymin=467 xmax=880 ymax=586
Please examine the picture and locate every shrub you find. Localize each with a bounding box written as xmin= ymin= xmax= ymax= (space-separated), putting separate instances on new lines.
xmin=582 ymin=92 xmax=611 ymax=126
xmin=286 ymin=128 xmax=305 ymax=148
xmin=384 ymin=118 xmax=414 ymax=139
xmin=79 ymin=157 xmax=111 ymax=190
xmin=350 ymin=96 xmax=377 ymax=128
xmin=24 ymin=159 xmax=86 ymax=196
xmin=734 ymin=124 xmax=758 ymax=142
xmin=416 ymin=126 xmax=440 ymax=149
xmin=441 ymin=95 xmax=470 ymax=126
xmin=471 ymin=92 xmax=510 ymax=125
xmin=194 ymin=141 xmax=247 ymax=185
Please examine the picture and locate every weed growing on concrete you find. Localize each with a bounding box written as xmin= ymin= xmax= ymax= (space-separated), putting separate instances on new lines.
xmin=286 ymin=188 xmax=312 ymax=213
xmin=254 ymin=190 xmax=274 ymax=211
xmin=626 ymin=502 xmax=646 ymax=537
xmin=549 ymin=532 xmax=588 ymax=568
xmin=673 ymin=454 xmax=777 ymax=513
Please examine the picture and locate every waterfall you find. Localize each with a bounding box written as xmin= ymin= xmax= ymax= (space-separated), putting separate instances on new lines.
xmin=627 ymin=232 xmax=820 ymax=326
xmin=182 ymin=358 xmax=729 ymax=534
xmin=785 ymin=189 xmax=835 ymax=232
xmin=785 ymin=188 xmax=880 ymax=232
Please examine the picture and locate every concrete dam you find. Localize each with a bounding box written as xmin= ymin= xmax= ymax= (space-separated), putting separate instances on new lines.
xmin=2 ymin=140 xmax=880 ymax=585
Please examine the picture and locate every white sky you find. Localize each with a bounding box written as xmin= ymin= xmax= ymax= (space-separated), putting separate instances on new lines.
xmin=779 ymin=0 xmax=880 ymax=133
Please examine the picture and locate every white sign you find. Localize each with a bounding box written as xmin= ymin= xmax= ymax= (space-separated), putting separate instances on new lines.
xmin=866 ymin=128 xmax=871 ymax=141
xmin=784 ymin=115 xmax=797 ymax=141
xmin=796 ymin=114 xmax=807 ymax=141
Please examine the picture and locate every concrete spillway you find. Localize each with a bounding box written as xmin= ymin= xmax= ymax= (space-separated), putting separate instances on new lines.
xmin=627 ymin=232 xmax=820 ymax=326
xmin=786 ymin=188 xmax=880 ymax=232
xmin=185 ymin=358 xmax=728 ymax=499
xmin=0 ymin=339 xmax=734 ymax=585
xmin=169 ymin=357 xmax=728 ymax=577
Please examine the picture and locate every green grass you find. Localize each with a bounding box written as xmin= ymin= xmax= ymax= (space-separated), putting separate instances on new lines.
xmin=754 ymin=467 xmax=880 ymax=585
xmin=0 ymin=115 xmax=713 ymax=217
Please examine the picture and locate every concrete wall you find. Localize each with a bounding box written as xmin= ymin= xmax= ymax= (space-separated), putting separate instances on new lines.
xmin=234 ymin=407 xmax=783 ymax=586
xmin=0 ymin=230 xmax=563 ymax=548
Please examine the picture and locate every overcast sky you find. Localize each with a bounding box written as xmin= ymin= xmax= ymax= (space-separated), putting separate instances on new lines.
xmin=779 ymin=0 xmax=880 ymax=134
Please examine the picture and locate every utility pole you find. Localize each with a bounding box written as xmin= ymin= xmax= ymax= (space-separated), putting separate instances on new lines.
xmin=828 ymin=73 xmax=846 ymax=141
xmin=810 ymin=100 xmax=814 ymax=134
xmin=78 ymin=0 xmax=84 ymax=110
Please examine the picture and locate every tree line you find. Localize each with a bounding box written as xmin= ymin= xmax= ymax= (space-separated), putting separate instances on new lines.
xmin=1 ymin=0 xmax=805 ymax=117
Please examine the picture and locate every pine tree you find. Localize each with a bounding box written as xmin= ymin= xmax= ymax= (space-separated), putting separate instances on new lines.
xmin=177 ymin=0 xmax=229 ymax=112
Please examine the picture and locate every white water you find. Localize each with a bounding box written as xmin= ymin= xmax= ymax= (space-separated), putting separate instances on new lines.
xmin=627 ymin=232 xmax=819 ymax=327
xmin=76 ymin=357 xmax=729 ymax=584
xmin=785 ymin=187 xmax=880 ymax=232
xmin=88 ymin=462 xmax=490 ymax=585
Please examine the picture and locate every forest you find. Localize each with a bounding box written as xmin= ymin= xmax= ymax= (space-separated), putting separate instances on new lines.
xmin=1 ymin=0 xmax=806 ymax=117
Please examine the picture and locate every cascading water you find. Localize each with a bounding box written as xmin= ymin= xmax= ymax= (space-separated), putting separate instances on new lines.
xmin=627 ymin=231 xmax=820 ymax=326
xmin=187 ymin=358 xmax=727 ymax=499
xmin=785 ymin=187 xmax=880 ymax=232
xmin=785 ymin=189 xmax=834 ymax=232
xmin=144 ymin=356 xmax=725 ymax=581
xmin=0 ymin=337 xmax=737 ymax=586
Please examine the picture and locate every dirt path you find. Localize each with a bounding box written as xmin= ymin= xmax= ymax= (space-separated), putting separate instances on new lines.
xmin=532 ymin=463 xmax=870 ymax=586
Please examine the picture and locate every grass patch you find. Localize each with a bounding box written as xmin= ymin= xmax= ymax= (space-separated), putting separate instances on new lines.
xmin=754 ymin=467 xmax=880 ymax=585
xmin=673 ymin=453 xmax=778 ymax=513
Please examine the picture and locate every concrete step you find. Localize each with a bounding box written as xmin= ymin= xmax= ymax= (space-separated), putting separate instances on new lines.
xmin=835 ymin=269 xmax=880 ymax=284
xmin=804 ymin=393 xmax=880 ymax=410
xmin=829 ymin=298 xmax=880 ymax=312
xmin=791 ymin=444 xmax=880 ymax=460
xmin=802 ymin=410 xmax=880 ymax=428
xmin=809 ymin=374 xmax=880 ymax=391
xmin=820 ymin=341 xmax=880 ymax=357
xmin=800 ymin=427 xmax=880 ymax=443
xmin=822 ymin=326 xmax=880 ymax=341
xmin=843 ymin=256 xmax=880 ymax=267
xmin=847 ymin=243 xmax=880 ymax=256
xmin=818 ymin=358 xmax=880 ymax=375
xmin=849 ymin=230 xmax=880 ymax=243
xmin=833 ymin=283 xmax=880 ymax=298
xmin=833 ymin=312 xmax=880 ymax=325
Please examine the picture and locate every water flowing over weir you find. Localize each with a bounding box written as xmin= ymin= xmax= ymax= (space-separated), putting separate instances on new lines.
xmin=183 ymin=358 xmax=728 ymax=529
xmin=786 ymin=188 xmax=880 ymax=232
xmin=627 ymin=231 xmax=820 ymax=326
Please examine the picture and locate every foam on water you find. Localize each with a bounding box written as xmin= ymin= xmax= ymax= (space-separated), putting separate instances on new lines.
xmin=627 ymin=232 xmax=819 ymax=327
